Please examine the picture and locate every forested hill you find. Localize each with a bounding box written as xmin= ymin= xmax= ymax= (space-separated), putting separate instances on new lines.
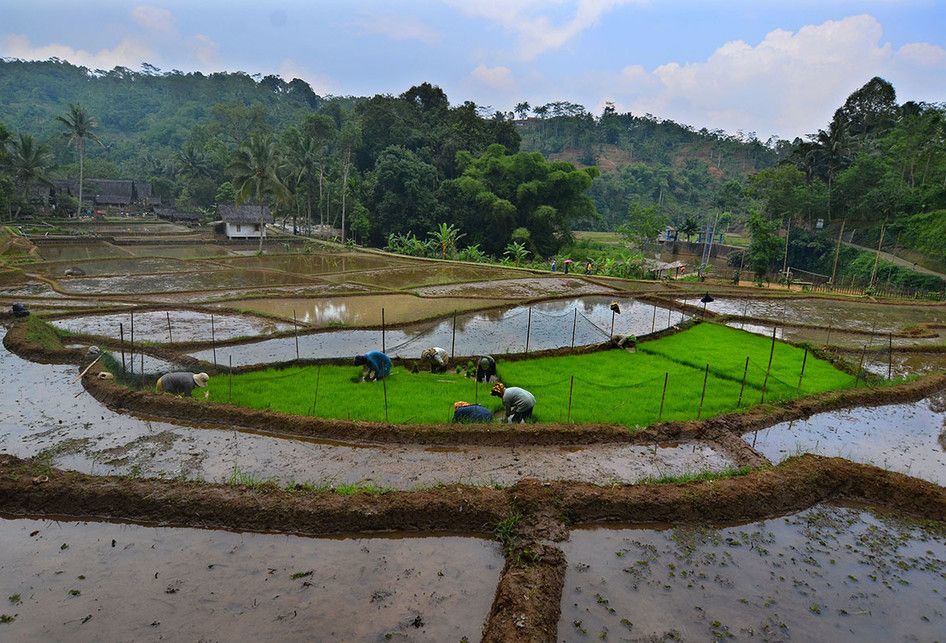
xmin=515 ymin=104 xmax=783 ymax=229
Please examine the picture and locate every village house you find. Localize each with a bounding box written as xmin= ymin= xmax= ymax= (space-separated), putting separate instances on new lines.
xmin=218 ymin=204 xmax=273 ymax=239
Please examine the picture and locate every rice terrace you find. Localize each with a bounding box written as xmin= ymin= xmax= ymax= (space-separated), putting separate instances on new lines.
xmin=2 ymin=4 xmax=946 ymax=641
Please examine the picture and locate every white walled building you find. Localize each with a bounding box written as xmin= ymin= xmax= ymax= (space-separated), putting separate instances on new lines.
xmin=218 ymin=204 xmax=273 ymax=239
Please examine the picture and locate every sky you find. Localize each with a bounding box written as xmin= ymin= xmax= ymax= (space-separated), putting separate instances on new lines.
xmin=2 ymin=0 xmax=945 ymax=139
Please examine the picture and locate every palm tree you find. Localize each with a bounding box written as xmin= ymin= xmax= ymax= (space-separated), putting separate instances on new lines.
xmin=176 ymin=143 xmax=212 ymax=179
xmin=428 ymin=222 xmax=465 ymax=259
xmin=4 ymin=134 xmax=54 ymax=219
xmin=228 ymin=134 xmax=288 ymax=253
xmin=503 ymin=241 xmax=530 ymax=266
xmin=679 ymin=216 xmax=699 ymax=242
xmin=56 ymin=104 xmax=102 ymax=217
xmin=284 ymin=133 xmax=320 ymax=235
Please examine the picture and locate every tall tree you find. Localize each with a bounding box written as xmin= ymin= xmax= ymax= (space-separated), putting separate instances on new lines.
xmin=428 ymin=222 xmax=465 ymax=259
xmin=56 ymin=104 xmax=102 ymax=217
xmin=4 ymin=134 xmax=53 ymax=218
xmin=229 ymin=134 xmax=287 ymax=252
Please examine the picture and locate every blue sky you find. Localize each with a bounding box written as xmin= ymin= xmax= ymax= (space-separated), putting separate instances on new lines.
xmin=2 ymin=1 xmax=945 ymax=138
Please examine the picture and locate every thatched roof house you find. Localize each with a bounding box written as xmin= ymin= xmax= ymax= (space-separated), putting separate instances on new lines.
xmin=90 ymin=179 xmax=135 ymax=206
xmin=155 ymin=207 xmax=200 ymax=223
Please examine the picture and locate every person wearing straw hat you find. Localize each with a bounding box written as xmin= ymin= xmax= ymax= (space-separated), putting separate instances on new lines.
xmin=475 ymin=355 xmax=497 ymax=383
xmin=354 ymin=350 xmax=391 ymax=381
xmin=420 ymin=347 xmax=449 ymax=373
xmin=452 ymin=401 xmax=493 ymax=424
xmin=490 ymin=382 xmax=535 ymax=423
xmin=156 ymin=371 xmax=209 ymax=397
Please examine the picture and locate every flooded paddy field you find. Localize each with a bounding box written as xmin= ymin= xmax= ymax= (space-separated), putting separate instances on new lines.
xmin=690 ymin=296 xmax=946 ymax=334
xmin=52 ymin=310 xmax=292 ymax=343
xmin=35 ymin=242 xmax=131 ymax=262
xmin=413 ymin=275 xmax=615 ymax=299
xmin=0 ymin=517 xmax=500 ymax=641
xmin=34 ymin=257 xmax=194 ymax=277
xmin=218 ymin=252 xmax=407 ymax=275
xmin=195 ymin=296 xmax=683 ymax=365
xmin=560 ymin=504 xmax=946 ymax=641
xmin=748 ymin=394 xmax=946 ymax=485
xmin=224 ymin=294 xmax=508 ymax=327
xmin=334 ymin=264 xmax=522 ymax=289
xmin=119 ymin=244 xmax=233 ymax=258
xmin=55 ymin=269 xmax=321 ymax=295
xmin=725 ymin=319 xmax=946 ymax=350
xmin=0 ymin=347 xmax=736 ymax=487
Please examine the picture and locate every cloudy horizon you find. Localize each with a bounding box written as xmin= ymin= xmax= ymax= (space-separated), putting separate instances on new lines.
xmin=2 ymin=1 xmax=945 ymax=140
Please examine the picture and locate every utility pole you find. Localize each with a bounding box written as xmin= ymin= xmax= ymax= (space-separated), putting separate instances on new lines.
xmin=869 ymin=222 xmax=886 ymax=289
xmin=830 ymin=219 xmax=846 ymax=285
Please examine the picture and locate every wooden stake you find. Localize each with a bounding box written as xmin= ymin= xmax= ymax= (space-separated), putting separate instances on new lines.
xmin=312 ymin=364 xmax=321 ymax=415
xmin=228 ymin=355 xmax=232 ymax=403
xmin=797 ymin=348 xmax=809 ymax=392
xmin=737 ymin=356 xmax=749 ymax=407
xmin=525 ymin=307 xmax=532 ymax=353
xmin=651 ymin=304 xmax=657 ymax=333
xmin=567 ymin=375 xmax=574 ymax=423
xmin=119 ymin=322 xmax=126 ymax=372
xmin=571 ymin=308 xmax=577 ymax=348
xmin=381 ymin=307 xmax=386 ymax=353
xmin=293 ymin=310 xmax=300 ymax=361
xmin=451 ymin=311 xmax=457 ymax=359
xmin=760 ymin=326 xmax=776 ymax=404
xmin=129 ymin=311 xmax=135 ymax=375
xmin=697 ymin=363 xmax=709 ymax=419
xmin=610 ymin=310 xmax=616 ymax=339
xmin=887 ymin=333 xmax=893 ymax=380
xmin=658 ymin=372 xmax=669 ymax=419
xmin=210 ymin=314 xmax=217 ymax=367
xmin=166 ymin=311 xmax=173 ymax=344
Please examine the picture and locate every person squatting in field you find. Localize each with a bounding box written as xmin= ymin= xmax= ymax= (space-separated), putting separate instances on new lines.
xmin=475 ymin=355 xmax=497 ymax=382
xmin=420 ymin=347 xmax=449 ymax=373
xmin=156 ymin=371 xmax=209 ymax=397
xmin=491 ymin=382 xmax=536 ymax=423
xmin=354 ymin=350 xmax=392 ymax=381
xmin=452 ymin=401 xmax=493 ymax=423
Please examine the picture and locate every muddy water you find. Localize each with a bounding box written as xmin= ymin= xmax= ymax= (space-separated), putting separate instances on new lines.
xmin=0 ymin=346 xmax=734 ymax=487
xmin=691 ymin=296 xmax=946 ymax=334
xmin=120 ymin=244 xmax=232 ymax=258
xmin=227 ymin=294 xmax=507 ymax=327
xmin=52 ymin=310 xmax=292 ymax=343
xmin=220 ymin=253 xmax=406 ymax=274
xmin=56 ymin=269 xmax=320 ymax=295
xmin=0 ymin=517 xmax=500 ymax=641
xmin=414 ymin=276 xmax=616 ymax=299
xmin=336 ymin=264 xmax=518 ymax=289
xmin=34 ymin=257 xmax=193 ymax=277
xmin=36 ymin=242 xmax=131 ymax=261
xmin=193 ymin=297 xmax=684 ymax=366
xmin=749 ymin=393 xmax=946 ymax=484
xmin=560 ymin=504 xmax=946 ymax=641
xmin=725 ymin=319 xmax=945 ymax=350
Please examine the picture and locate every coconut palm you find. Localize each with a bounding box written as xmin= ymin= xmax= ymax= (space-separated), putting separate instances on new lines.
xmin=56 ymin=104 xmax=102 ymax=217
xmin=228 ymin=134 xmax=288 ymax=252
xmin=4 ymin=134 xmax=54 ymax=218
xmin=428 ymin=222 xmax=465 ymax=259
xmin=284 ymin=133 xmax=321 ymax=235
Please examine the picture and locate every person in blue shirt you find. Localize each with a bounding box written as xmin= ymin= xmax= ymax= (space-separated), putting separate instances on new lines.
xmin=354 ymin=350 xmax=391 ymax=381
xmin=452 ymin=401 xmax=493 ymax=423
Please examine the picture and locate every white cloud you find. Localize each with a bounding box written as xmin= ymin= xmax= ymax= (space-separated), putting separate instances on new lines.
xmin=0 ymin=34 xmax=155 ymax=70
xmin=190 ymin=34 xmax=220 ymax=67
xmin=470 ymin=64 xmax=515 ymax=90
xmin=450 ymin=0 xmax=644 ymax=60
xmin=604 ymin=14 xmax=946 ymax=138
xmin=355 ymin=14 xmax=441 ymax=44
xmin=131 ymin=5 xmax=177 ymax=34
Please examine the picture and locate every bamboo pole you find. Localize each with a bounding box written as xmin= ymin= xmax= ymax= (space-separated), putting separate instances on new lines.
xmin=571 ymin=308 xmax=577 ymax=348
xmin=166 ymin=311 xmax=173 ymax=344
xmin=737 ymin=356 xmax=749 ymax=407
xmin=658 ymin=372 xmax=668 ymax=420
xmin=129 ymin=311 xmax=135 ymax=375
xmin=525 ymin=307 xmax=532 ymax=353
xmin=381 ymin=308 xmax=386 ymax=353
xmin=451 ymin=312 xmax=457 ymax=359
xmin=567 ymin=376 xmax=574 ymax=423
xmin=119 ymin=323 xmax=126 ymax=372
xmin=210 ymin=314 xmax=217 ymax=367
xmin=651 ymin=305 xmax=657 ymax=333
xmin=760 ymin=327 xmax=776 ymax=404
xmin=887 ymin=333 xmax=893 ymax=380
xmin=797 ymin=348 xmax=809 ymax=392
xmin=228 ymin=355 xmax=232 ymax=403
xmin=293 ymin=310 xmax=300 ymax=361
xmin=312 ymin=365 xmax=321 ymax=415
xmin=697 ymin=363 xmax=709 ymax=419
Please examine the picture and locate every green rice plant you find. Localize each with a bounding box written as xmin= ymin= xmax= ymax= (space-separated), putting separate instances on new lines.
xmin=24 ymin=316 xmax=64 ymax=350
xmin=638 ymin=465 xmax=756 ymax=485
xmin=206 ymin=323 xmax=859 ymax=429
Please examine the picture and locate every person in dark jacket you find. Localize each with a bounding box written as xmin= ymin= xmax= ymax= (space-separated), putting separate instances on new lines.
xmin=452 ymin=401 xmax=493 ymax=423
xmin=156 ymin=372 xmax=209 ymax=397
xmin=475 ymin=355 xmax=497 ymax=383
xmin=354 ymin=351 xmax=392 ymax=380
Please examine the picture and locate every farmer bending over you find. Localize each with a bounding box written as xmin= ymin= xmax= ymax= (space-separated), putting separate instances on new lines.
xmin=452 ymin=401 xmax=493 ymax=424
xmin=354 ymin=350 xmax=392 ymax=381
xmin=156 ymin=372 xmax=209 ymax=397
xmin=475 ymin=355 xmax=497 ymax=383
xmin=420 ymin=347 xmax=449 ymax=373
xmin=491 ymin=382 xmax=536 ymax=423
